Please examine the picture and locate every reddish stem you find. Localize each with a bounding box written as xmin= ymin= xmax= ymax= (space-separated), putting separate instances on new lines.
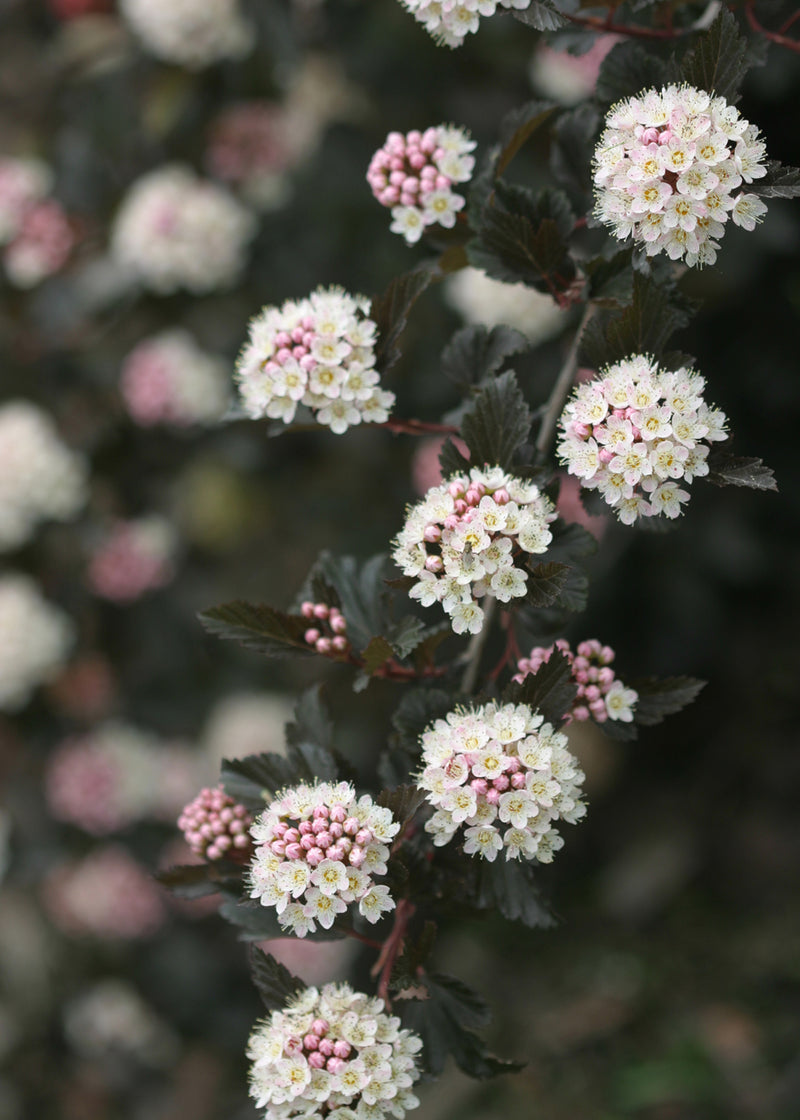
xmin=379 ymin=418 xmax=460 ymax=437
xmin=779 ymin=8 xmax=800 ymax=34
xmin=564 ymin=12 xmax=686 ymax=40
xmin=371 ymin=899 xmax=416 ymax=1006
xmin=344 ymin=928 xmax=383 ymax=950
xmin=745 ymin=0 xmax=800 ymax=53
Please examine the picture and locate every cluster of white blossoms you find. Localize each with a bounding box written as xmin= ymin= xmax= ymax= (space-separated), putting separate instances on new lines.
xmin=111 ymin=165 xmax=256 ymax=294
xmin=444 ymin=266 xmax=566 ymax=343
xmin=0 ymin=575 xmax=73 ymax=710
xmin=0 ymin=401 xmax=88 ymax=551
xmin=119 ymin=0 xmax=254 ymax=70
xmin=248 ymin=782 xmax=400 ymax=937
xmin=418 ymin=702 xmax=586 ymax=863
xmin=236 ymin=286 xmax=395 ymax=434
xmin=557 ymin=354 xmax=728 ymax=524
xmin=366 ymin=125 xmax=475 ymax=244
xmin=594 ymin=84 xmax=769 ymax=267
xmin=248 ymin=982 xmax=422 ymax=1120
xmin=392 ymin=467 xmax=555 ymax=635
xmin=120 ymin=329 xmax=229 ymax=427
xmin=398 ymin=0 xmax=532 ymax=49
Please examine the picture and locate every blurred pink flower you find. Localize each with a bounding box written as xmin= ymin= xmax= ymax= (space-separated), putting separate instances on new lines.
xmin=88 ymin=516 xmax=177 ymax=603
xmin=411 ymin=435 xmax=469 ymax=495
xmin=43 ymin=846 xmax=166 ymax=939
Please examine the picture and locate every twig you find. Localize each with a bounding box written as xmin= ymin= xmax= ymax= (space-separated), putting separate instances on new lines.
xmin=745 ymin=0 xmax=800 ymax=54
xmin=372 ymin=899 xmax=416 ymax=1005
xmin=535 ymin=303 xmax=595 ymax=463
xmin=459 ymin=595 xmax=498 ymax=694
xmin=379 ymin=418 xmax=460 ymax=436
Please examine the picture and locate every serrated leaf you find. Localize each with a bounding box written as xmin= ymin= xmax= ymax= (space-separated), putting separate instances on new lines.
xmin=512 ymin=0 xmax=566 ymax=32
xmin=390 ymin=921 xmax=437 ymax=990
xmin=495 ymin=100 xmax=558 ymax=178
xmin=751 ymin=160 xmax=800 ymax=200
xmin=472 ymin=857 xmax=556 ymax=929
xmin=377 ymin=784 xmax=427 ymax=826
xmin=523 ymin=561 xmax=570 ymax=608
xmin=285 ymin=686 xmax=340 ymax=781
xmin=631 ymin=676 xmax=706 ymax=726
xmin=460 ymin=369 xmax=533 ymax=471
xmin=595 ymin=41 xmax=668 ymax=105
xmin=249 ymin=946 xmax=304 ymax=1012
xmin=386 ymin=616 xmax=428 ymax=660
xmin=707 ymin=453 xmax=778 ymax=491
xmin=580 ymin=274 xmax=692 ymax=368
xmin=546 ymin=518 xmax=599 ymax=563
xmin=551 ymin=103 xmax=601 ymax=213
xmin=361 ymin=635 xmax=394 ymax=676
xmin=316 ymin=552 xmax=390 ymax=652
xmin=371 ymin=265 xmax=435 ymax=375
xmin=585 ymin=250 xmax=636 ymax=308
xmin=220 ymin=753 xmax=298 ymax=808
xmin=441 ymin=324 xmax=530 ymax=389
xmin=392 ymin=687 xmax=458 ymax=751
xmin=679 ymin=9 xmax=749 ymax=103
xmin=438 ymin=437 xmax=471 ymax=477
xmin=503 ymin=648 xmax=578 ymax=724
xmin=413 ymin=621 xmax=453 ymax=671
xmin=200 ymin=601 xmax=313 ymax=659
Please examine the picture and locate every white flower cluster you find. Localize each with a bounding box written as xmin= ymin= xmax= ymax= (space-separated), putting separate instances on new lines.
xmin=392 ymin=467 xmax=555 ymax=636
xmin=399 ymin=0 xmax=532 ymax=49
xmin=248 ymin=782 xmax=400 ymax=937
xmin=367 ymin=125 xmax=475 ymax=244
xmin=236 ymin=286 xmax=395 ymax=434
xmin=248 ymin=982 xmax=422 ymax=1120
xmin=418 ymin=701 xmax=586 ymax=862
xmin=119 ymin=0 xmax=254 ymax=70
xmin=594 ymin=84 xmax=769 ymax=267
xmin=557 ymin=354 xmax=728 ymax=524
xmin=444 ymin=266 xmax=566 ymax=343
xmin=120 ymin=329 xmax=229 ymax=427
xmin=0 ymin=574 xmax=73 ymax=710
xmin=112 ymin=165 xmax=256 ymax=294
xmin=0 ymin=401 xmax=88 ymax=551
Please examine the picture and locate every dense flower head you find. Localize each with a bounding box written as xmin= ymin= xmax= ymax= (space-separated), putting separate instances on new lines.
xmin=367 ymin=125 xmax=475 ymax=244
xmin=0 ymin=401 xmax=88 ymax=552
xmin=418 ymin=701 xmax=586 ymax=862
xmin=594 ymin=84 xmax=769 ymax=267
xmin=248 ymin=781 xmax=400 ymax=937
xmin=300 ymin=600 xmax=351 ymax=657
xmin=399 ymin=0 xmax=533 ymax=49
xmin=0 ymin=156 xmax=75 ymax=286
xmin=557 ymin=354 xmax=728 ymax=524
xmin=43 ymin=846 xmax=166 ymax=939
xmin=120 ymin=329 xmax=229 ymax=427
xmin=236 ymin=286 xmax=395 ymax=433
xmin=0 ymin=574 xmax=73 ymax=710
xmin=88 ymin=516 xmax=178 ymax=602
xmin=392 ymin=466 xmax=556 ymax=635
xmin=111 ymin=164 xmax=256 ymax=294
xmin=119 ymin=0 xmax=254 ymax=69
xmin=178 ymin=786 xmax=254 ymax=861
xmin=514 ymin=638 xmax=638 ymax=723
xmin=247 ymin=981 xmax=422 ymax=1119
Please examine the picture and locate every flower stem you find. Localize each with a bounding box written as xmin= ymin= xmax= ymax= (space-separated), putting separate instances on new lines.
xmin=372 ymin=899 xmax=416 ymax=1006
xmin=459 ymin=594 xmax=498 ymax=694
xmin=535 ymin=303 xmax=595 ymax=464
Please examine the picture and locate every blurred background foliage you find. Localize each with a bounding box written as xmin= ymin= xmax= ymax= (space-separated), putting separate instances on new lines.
xmin=0 ymin=0 xmax=799 ymax=1118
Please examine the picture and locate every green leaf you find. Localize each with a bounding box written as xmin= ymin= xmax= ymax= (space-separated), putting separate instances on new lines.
xmin=631 ymin=676 xmax=706 ymax=726
xmin=386 ymin=616 xmax=428 ymax=660
xmin=523 ymin=561 xmax=570 ymax=608
xmin=460 ymin=369 xmax=533 ymax=471
xmin=495 ymin=100 xmax=558 ymax=178
xmin=678 ymin=9 xmax=749 ymax=103
xmin=503 ymin=647 xmax=578 ymax=725
xmin=472 ymin=857 xmax=556 ymax=929
xmin=512 ymin=0 xmax=566 ymax=32
xmin=392 ymin=687 xmax=458 ymax=751
xmin=546 ymin=518 xmax=599 ymax=564
xmin=751 ymin=160 xmax=800 ymax=200
xmin=249 ymin=946 xmax=304 ymax=1012
xmin=707 ymin=453 xmax=778 ymax=491
xmin=315 ymin=552 xmax=390 ymax=652
xmin=371 ymin=264 xmax=435 ymax=375
xmin=220 ymin=753 xmax=297 ymax=808
xmin=595 ymin=41 xmax=668 ymax=105
xmin=441 ymin=324 xmax=530 ymax=389
xmin=361 ymin=635 xmax=395 ymax=676
xmin=199 ymin=601 xmax=313 ymax=659
xmin=285 ymin=686 xmax=340 ymax=781
xmin=551 ymin=103 xmax=601 ymax=213
xmin=580 ymin=274 xmax=692 ymax=368
xmin=585 ymin=250 xmax=636 ymax=308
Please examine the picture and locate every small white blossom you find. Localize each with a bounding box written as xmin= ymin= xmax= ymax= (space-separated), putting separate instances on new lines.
xmin=0 ymin=574 xmax=73 ymax=711
xmin=398 ymin=0 xmax=535 ymax=49
xmin=120 ymin=0 xmax=254 ymax=69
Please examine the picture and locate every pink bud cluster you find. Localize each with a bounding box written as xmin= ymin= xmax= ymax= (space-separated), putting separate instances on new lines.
xmin=393 ymin=466 xmax=555 ymax=636
xmin=300 ymin=600 xmax=350 ymax=657
xmin=88 ymin=516 xmax=177 ymax=603
xmin=367 ymin=124 xmax=474 ymax=244
xmin=207 ymin=101 xmax=293 ymax=207
xmin=557 ymin=354 xmax=728 ymax=524
xmin=178 ymin=786 xmax=253 ymax=861
xmin=248 ymin=781 xmax=399 ymax=937
xmin=0 ymin=157 xmax=75 ymax=288
xmin=514 ymin=638 xmax=639 ymax=724
xmin=120 ymin=330 xmax=229 ymax=427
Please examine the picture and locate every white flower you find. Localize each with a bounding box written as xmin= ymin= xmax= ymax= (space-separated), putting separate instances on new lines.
xmin=593 ymin=84 xmax=770 ymax=265
xmin=0 ymin=574 xmax=73 ymax=710
xmin=112 ymin=165 xmax=255 ymax=293
xmin=390 ymin=206 xmax=426 ymax=244
xmin=418 ymin=701 xmax=586 ymax=863
xmin=120 ymin=330 xmax=229 ymax=427
xmin=120 ymin=0 xmax=254 ymax=69
xmin=398 ymin=0 xmax=534 ymax=48
xmin=604 ymin=683 xmax=638 ymax=722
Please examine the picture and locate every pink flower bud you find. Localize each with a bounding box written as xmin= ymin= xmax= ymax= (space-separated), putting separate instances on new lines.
xmin=285 ymin=842 xmax=303 ymax=860
xmin=326 ymin=1057 xmax=345 ymax=1074
xmin=318 ymin=1038 xmax=335 ymax=1057
xmin=311 ymin=1018 xmax=329 ymax=1036
xmin=306 ymin=847 xmax=324 ymax=866
xmin=303 ymin=1034 xmax=320 ymax=1050
xmin=333 ymin=1039 xmax=352 ymax=1059
xmin=316 ymin=638 xmax=332 ymax=654
xmin=313 ymin=603 xmax=329 ymax=620
xmin=304 ymin=628 xmax=321 ymax=645
xmin=332 ymin=636 xmax=349 ymax=652
xmin=307 ymin=1051 xmax=326 ymax=1069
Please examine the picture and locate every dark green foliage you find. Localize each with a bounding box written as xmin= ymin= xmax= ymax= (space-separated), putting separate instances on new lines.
xmin=391 ymin=687 xmax=459 ymax=751
xmin=438 ymin=436 xmax=472 ymax=476
xmin=595 ymin=41 xmax=669 ymax=105
xmin=220 ymin=753 xmax=298 ymax=809
xmin=441 ymin=324 xmax=530 ymax=389
xmin=678 ymin=10 xmax=750 ymax=104
xmin=494 ymin=100 xmax=558 ymax=177
xmin=284 ymin=686 xmax=341 ymax=781
xmin=584 ymin=249 xmax=637 ymax=308
xmin=752 ymin=161 xmax=800 ymax=199
xmin=459 ymin=369 xmax=533 ymax=471
xmin=503 ymin=647 xmax=578 ymax=725
xmin=707 ymin=454 xmax=778 ymax=491
xmin=218 ymin=894 xmax=347 ymax=942
xmin=580 ymin=274 xmax=693 ymax=368
xmin=631 ymin=676 xmax=706 ymax=726
xmin=370 ymin=264 xmax=436 ymax=374
xmin=248 ymin=946 xmax=304 ymax=1012
xmin=377 ymin=784 xmax=427 ymax=827
xmin=523 ymin=561 xmax=571 ymax=608
xmin=156 ymin=863 xmax=240 ymax=900
xmin=551 ymin=103 xmax=601 ymax=212
xmin=470 ymin=856 xmax=556 ymax=929
xmin=199 ymin=601 xmax=313 ymax=658
xmin=511 ymin=0 xmax=567 ymax=32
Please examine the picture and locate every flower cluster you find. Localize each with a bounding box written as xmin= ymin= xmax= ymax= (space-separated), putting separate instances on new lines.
xmin=207 ymin=101 xmax=293 ymax=209
xmin=111 ymin=165 xmax=256 ymax=294
xmin=247 ymin=982 xmax=422 ymax=1119
xmin=367 ymin=125 xmax=475 ymax=243
xmin=444 ymin=266 xmax=566 ymax=342
xmin=248 ymin=782 xmax=399 ymax=937
xmin=236 ymin=286 xmax=395 ymax=433
xmin=594 ymin=84 xmax=769 ymax=267
xmin=418 ymin=701 xmax=587 ymax=862
xmin=557 ymin=354 xmax=728 ymax=524
xmin=0 ymin=575 xmax=73 ymax=710
xmin=398 ymin=0 xmax=532 ymax=49
xmin=301 ymin=600 xmax=351 ymax=657
xmin=0 ymin=157 xmax=75 ymax=287
xmin=64 ymin=980 xmax=176 ymax=1066
xmin=46 ymin=722 xmax=198 ymax=834
xmin=0 ymin=401 xmax=88 ymax=552
xmin=120 ymin=330 xmax=229 ymax=427
xmin=88 ymin=516 xmax=177 ymax=602
xmin=393 ymin=467 xmax=556 ymax=635
xmin=514 ymin=638 xmax=638 ymax=723
xmin=119 ymin=0 xmax=254 ymax=70
xmin=178 ymin=786 xmax=254 ymax=861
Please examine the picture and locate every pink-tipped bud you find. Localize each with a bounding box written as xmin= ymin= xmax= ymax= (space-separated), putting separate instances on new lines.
xmin=304 ymin=628 xmax=321 ymax=645
xmin=470 ymin=778 xmax=488 ymax=794
xmin=306 ymin=847 xmax=324 ymax=867
xmin=326 ymin=1057 xmax=345 ymax=1075
xmin=330 ymin=613 xmax=347 ymax=634
xmin=493 ymin=487 xmax=510 ymax=504
xmin=316 ymin=637 xmax=332 ymax=654
xmin=313 ymin=603 xmax=330 ymax=620
xmin=511 ymin=772 xmax=527 ymax=790
xmin=349 ymin=847 xmax=364 ymax=867
xmin=299 ymin=820 xmax=313 ymax=835
xmin=307 ymin=1051 xmax=326 ymax=1069
xmin=285 ymin=842 xmax=303 ymax=860
xmin=424 ymin=524 xmax=442 ymax=543
xmin=343 ymin=817 xmax=360 ymax=836
xmin=425 ymin=555 xmax=443 ymax=573
xmin=301 ymin=601 xmax=315 ymax=618
xmin=311 ymin=1018 xmax=329 ymax=1036
xmin=304 ymin=1034 xmax=320 ymax=1051
xmin=333 ymin=1039 xmax=352 ymax=1059
xmin=332 ymin=635 xmax=349 ymax=652
xmin=493 ymin=775 xmax=510 ymax=792
xmin=318 ymin=1038 xmax=335 ymax=1057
